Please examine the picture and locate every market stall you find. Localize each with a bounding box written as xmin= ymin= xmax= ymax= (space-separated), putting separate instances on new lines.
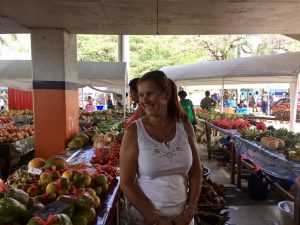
xmin=161 ymin=52 xmax=300 ymax=131
xmin=198 ymin=112 xmax=300 ymax=223
xmin=0 ymin=60 xmax=127 ymax=92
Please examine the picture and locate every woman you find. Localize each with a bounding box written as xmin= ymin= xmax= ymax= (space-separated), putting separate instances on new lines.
xmin=120 ymin=70 xmax=201 ymax=225
xmin=178 ymin=90 xmax=197 ymax=126
xmin=85 ymin=96 xmax=94 ymax=112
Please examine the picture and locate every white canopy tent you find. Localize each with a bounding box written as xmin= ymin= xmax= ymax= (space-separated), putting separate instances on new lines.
xmin=161 ymin=52 xmax=300 ymax=131
xmin=0 ymin=60 xmax=127 ymax=93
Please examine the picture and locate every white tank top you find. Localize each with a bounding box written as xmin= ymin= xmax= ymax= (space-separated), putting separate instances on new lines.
xmin=135 ymin=118 xmax=193 ymax=217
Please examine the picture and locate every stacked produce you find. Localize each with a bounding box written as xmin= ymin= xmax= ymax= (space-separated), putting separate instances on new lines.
xmin=79 ymin=110 xmax=128 ymax=132
xmin=212 ymin=118 xmax=251 ymax=130
xmin=273 ymin=109 xmax=300 ymax=120
xmin=0 ymin=109 xmax=33 ymax=117
xmin=91 ymin=135 xmax=121 ymax=166
xmin=0 ymin=117 xmax=13 ymax=124
xmin=2 ymin=154 xmax=119 ymax=225
xmin=67 ymin=127 xmax=99 ymax=150
xmin=196 ymin=110 xmax=255 ymax=122
xmin=0 ymin=109 xmax=33 ymax=125
xmin=195 ymin=176 xmax=229 ymax=225
xmin=0 ymin=124 xmax=34 ymax=143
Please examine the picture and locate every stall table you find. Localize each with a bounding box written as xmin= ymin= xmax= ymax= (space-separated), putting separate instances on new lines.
xmin=200 ymin=118 xmax=300 ymax=224
xmin=0 ymin=136 xmax=34 ymax=179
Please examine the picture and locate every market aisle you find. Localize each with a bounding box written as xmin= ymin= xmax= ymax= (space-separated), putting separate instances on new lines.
xmin=198 ymin=143 xmax=282 ymax=225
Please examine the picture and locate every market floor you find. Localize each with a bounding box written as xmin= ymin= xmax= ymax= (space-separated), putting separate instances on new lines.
xmin=198 ymin=143 xmax=283 ymax=225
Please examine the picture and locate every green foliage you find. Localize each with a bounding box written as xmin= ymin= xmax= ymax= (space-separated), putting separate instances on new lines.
xmin=77 ymin=35 xmax=118 ymax=62
xmin=74 ymin=34 xmax=300 ymax=79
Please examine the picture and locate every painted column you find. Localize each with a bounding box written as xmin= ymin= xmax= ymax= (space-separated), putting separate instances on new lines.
xmin=31 ymin=29 xmax=79 ymax=159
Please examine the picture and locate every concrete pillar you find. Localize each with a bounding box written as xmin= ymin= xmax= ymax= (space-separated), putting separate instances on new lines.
xmin=118 ymin=35 xmax=129 ymax=107
xmin=31 ymin=29 xmax=79 ymax=159
xmin=290 ymin=74 xmax=300 ymax=132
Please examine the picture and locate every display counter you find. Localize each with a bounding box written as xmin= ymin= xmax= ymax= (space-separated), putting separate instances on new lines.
xmin=0 ymin=136 xmax=34 ymax=179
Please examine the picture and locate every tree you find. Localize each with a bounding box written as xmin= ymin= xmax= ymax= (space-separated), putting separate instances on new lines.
xmin=77 ymin=35 xmax=118 ymax=62
xmin=199 ymin=35 xmax=252 ymax=60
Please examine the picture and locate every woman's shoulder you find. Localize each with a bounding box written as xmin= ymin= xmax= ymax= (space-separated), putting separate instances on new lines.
xmin=124 ymin=122 xmax=138 ymax=140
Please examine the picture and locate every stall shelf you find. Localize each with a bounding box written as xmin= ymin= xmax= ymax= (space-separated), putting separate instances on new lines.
xmin=0 ymin=136 xmax=34 ymax=179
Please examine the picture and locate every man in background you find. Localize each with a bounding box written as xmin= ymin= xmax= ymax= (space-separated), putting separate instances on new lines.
xmin=200 ymin=91 xmax=217 ymax=111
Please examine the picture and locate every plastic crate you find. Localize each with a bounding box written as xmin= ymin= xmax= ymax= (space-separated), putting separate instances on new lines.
xmin=236 ymin=108 xmax=248 ymax=114
xmin=223 ymin=107 xmax=235 ymax=114
xmin=96 ymin=105 xmax=104 ymax=110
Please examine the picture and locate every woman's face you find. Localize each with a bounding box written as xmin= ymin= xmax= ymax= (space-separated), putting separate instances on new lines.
xmin=138 ymin=80 xmax=168 ymax=116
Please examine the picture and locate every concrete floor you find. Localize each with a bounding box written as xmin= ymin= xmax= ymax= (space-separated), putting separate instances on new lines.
xmin=199 ymin=143 xmax=284 ymax=225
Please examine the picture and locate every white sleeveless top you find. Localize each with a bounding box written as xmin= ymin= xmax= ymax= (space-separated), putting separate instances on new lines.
xmin=134 ymin=118 xmax=193 ymax=219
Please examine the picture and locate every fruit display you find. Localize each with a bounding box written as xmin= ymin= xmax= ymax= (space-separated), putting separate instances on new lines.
xmin=195 ymin=178 xmax=229 ymax=225
xmin=0 ymin=110 xmax=33 ymax=125
xmin=91 ymin=142 xmax=121 ymax=166
xmin=79 ymin=110 xmax=127 ymax=132
xmin=212 ymin=118 xmax=251 ymax=130
xmin=256 ymin=121 xmax=267 ymax=131
xmin=0 ymin=116 xmax=13 ymax=124
xmin=2 ymin=152 xmax=119 ymax=225
xmin=260 ymin=136 xmax=285 ymax=150
xmin=0 ymin=124 xmax=34 ymax=143
xmin=273 ymin=109 xmax=300 ymax=120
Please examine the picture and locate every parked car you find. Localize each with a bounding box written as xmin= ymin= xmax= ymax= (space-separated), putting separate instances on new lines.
xmin=270 ymin=97 xmax=300 ymax=114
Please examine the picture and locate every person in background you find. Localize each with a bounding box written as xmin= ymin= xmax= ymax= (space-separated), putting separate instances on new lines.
xmin=200 ymin=91 xmax=216 ymax=111
xmin=85 ymin=96 xmax=94 ymax=112
xmin=120 ymin=70 xmax=201 ymax=225
xmin=116 ymin=94 xmax=124 ymax=109
xmin=106 ymin=95 xmax=115 ymax=110
xmin=125 ymin=78 xmax=144 ymax=128
xmin=240 ymin=93 xmax=246 ymax=107
xmin=213 ymin=93 xmax=219 ymax=105
xmin=262 ymin=91 xmax=268 ymax=114
xmin=178 ymin=90 xmax=197 ymax=126
xmin=253 ymin=91 xmax=259 ymax=112
xmin=248 ymin=93 xmax=256 ymax=112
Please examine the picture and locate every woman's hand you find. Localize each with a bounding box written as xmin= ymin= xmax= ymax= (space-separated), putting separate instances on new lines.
xmin=172 ymin=205 xmax=196 ymax=225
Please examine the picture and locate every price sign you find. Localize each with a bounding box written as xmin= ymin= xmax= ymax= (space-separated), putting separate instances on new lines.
xmin=34 ymin=200 xmax=69 ymax=220
xmin=28 ymin=167 xmax=42 ymax=175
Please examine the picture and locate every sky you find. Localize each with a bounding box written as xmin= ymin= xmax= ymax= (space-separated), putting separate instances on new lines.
xmin=0 ymin=34 xmax=31 ymax=60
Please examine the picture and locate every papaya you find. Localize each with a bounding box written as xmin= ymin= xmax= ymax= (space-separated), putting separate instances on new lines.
xmin=24 ymin=202 xmax=44 ymax=221
xmin=68 ymin=139 xmax=84 ymax=149
xmin=71 ymin=214 xmax=87 ymax=225
xmin=75 ymin=193 xmax=95 ymax=210
xmin=44 ymin=157 xmax=67 ymax=170
xmin=77 ymin=133 xmax=89 ymax=145
xmin=0 ymin=214 xmax=15 ymax=224
xmin=0 ymin=197 xmax=27 ymax=218
xmin=53 ymin=214 xmax=72 ymax=225
xmin=78 ymin=207 xmax=96 ymax=224
xmin=28 ymin=158 xmax=45 ymax=168
xmin=5 ymin=188 xmax=30 ymax=206
xmin=94 ymin=174 xmax=108 ymax=186
xmin=57 ymin=195 xmax=75 ymax=218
